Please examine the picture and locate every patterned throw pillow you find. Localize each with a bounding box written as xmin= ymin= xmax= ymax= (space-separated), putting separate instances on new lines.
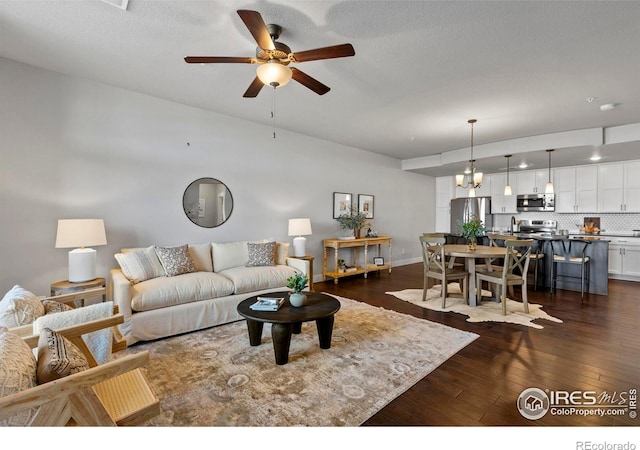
xmin=36 ymin=327 xmax=90 ymax=384
xmin=0 ymin=326 xmax=37 ymax=426
xmin=0 ymin=285 xmax=45 ymax=328
xmin=42 ymin=300 xmax=74 ymax=315
xmin=114 ymin=246 xmax=166 ymax=284
xmin=155 ymin=244 xmax=196 ymax=277
xmin=246 ymin=241 xmax=276 ymax=267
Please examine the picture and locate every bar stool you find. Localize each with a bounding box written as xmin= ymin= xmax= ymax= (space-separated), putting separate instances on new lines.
xmin=550 ymin=238 xmax=591 ymax=297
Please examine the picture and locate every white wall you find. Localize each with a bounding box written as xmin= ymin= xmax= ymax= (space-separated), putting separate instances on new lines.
xmin=0 ymin=58 xmax=435 ymax=295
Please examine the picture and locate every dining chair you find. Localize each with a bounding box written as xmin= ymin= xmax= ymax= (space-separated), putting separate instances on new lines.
xmin=549 ymin=238 xmax=591 ymax=297
xmin=419 ymin=236 xmax=468 ymax=308
xmin=475 ymin=239 xmax=533 ymax=315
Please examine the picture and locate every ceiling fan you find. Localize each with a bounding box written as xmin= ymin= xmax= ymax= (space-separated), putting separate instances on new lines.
xmin=184 ymin=9 xmax=355 ymax=97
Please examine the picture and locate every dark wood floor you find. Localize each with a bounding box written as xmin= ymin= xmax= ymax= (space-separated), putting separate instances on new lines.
xmin=316 ymin=263 xmax=639 ymax=426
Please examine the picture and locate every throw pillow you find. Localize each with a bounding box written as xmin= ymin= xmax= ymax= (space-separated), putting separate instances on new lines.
xmin=275 ymin=242 xmax=290 ymax=265
xmin=42 ymin=300 xmax=74 ymax=315
xmin=211 ymin=241 xmax=249 ymax=272
xmin=246 ymin=241 xmax=276 ymax=267
xmin=0 ymin=326 xmax=37 ymax=426
xmin=114 ymin=246 xmax=165 ymax=284
xmin=188 ymin=243 xmax=214 ymax=272
xmin=0 ymin=285 xmax=45 ymax=328
xmin=155 ymin=244 xmax=196 ymax=277
xmin=36 ymin=327 xmax=90 ymax=384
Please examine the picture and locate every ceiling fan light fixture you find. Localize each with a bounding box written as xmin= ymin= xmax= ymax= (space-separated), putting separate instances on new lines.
xmin=257 ymin=60 xmax=292 ymax=87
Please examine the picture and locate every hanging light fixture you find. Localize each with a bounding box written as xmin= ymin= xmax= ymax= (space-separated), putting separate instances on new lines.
xmin=455 ymin=119 xmax=483 ymax=197
xmin=545 ymin=149 xmax=555 ymax=194
xmin=504 ymin=154 xmax=513 ymax=196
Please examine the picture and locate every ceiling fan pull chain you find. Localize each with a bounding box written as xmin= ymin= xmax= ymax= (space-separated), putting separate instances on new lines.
xmin=271 ymin=85 xmax=277 ymax=138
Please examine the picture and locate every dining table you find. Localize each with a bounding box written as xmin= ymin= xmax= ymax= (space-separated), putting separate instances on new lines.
xmin=444 ymin=244 xmax=507 ymax=307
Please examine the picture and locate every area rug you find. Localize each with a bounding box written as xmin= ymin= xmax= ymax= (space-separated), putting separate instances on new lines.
xmin=119 ymin=294 xmax=478 ymax=426
xmin=386 ymin=284 xmax=562 ymax=329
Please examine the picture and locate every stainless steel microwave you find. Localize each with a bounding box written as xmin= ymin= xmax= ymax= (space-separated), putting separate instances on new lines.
xmin=516 ymin=193 xmax=555 ymax=212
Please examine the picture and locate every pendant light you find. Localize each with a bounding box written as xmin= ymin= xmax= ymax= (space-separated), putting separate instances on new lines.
xmin=504 ymin=154 xmax=512 ymax=196
xmin=455 ymin=119 xmax=483 ymax=197
xmin=545 ymin=149 xmax=554 ymax=194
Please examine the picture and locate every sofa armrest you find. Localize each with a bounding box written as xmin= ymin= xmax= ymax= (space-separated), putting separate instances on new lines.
xmin=109 ymin=269 xmax=133 ymax=319
xmin=286 ymin=257 xmax=310 ymax=276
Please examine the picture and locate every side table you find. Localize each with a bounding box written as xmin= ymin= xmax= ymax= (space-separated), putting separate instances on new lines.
xmin=50 ymin=278 xmax=106 ymax=307
xmin=293 ymin=255 xmax=315 ymax=291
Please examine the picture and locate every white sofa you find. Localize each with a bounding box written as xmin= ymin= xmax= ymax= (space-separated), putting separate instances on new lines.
xmin=109 ymin=240 xmax=308 ymax=346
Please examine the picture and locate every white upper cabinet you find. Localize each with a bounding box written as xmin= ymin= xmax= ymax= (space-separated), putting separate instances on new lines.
xmin=554 ymin=166 xmax=598 ymax=213
xmin=489 ymin=173 xmax=517 ymax=214
xmin=515 ymin=170 xmax=550 ymax=195
xmin=598 ymin=161 xmax=640 ymax=213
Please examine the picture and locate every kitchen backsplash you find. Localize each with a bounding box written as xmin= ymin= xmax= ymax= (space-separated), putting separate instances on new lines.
xmin=493 ymin=212 xmax=640 ymax=233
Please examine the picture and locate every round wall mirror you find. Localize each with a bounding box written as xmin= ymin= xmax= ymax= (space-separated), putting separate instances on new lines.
xmin=182 ymin=178 xmax=234 ymax=228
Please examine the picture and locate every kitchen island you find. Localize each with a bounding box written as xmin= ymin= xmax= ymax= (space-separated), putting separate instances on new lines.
xmin=515 ymin=233 xmax=609 ymax=295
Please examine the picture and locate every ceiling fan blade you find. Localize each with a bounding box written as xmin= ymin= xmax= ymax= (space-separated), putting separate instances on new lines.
xmin=290 ymin=43 xmax=355 ymax=63
xmin=243 ymin=77 xmax=265 ymax=98
xmin=237 ymin=9 xmax=275 ymax=51
xmin=184 ymin=56 xmax=256 ymax=64
xmin=291 ymin=68 xmax=330 ymax=95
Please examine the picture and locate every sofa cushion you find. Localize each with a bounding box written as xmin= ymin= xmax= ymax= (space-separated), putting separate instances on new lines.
xmin=188 ymin=243 xmax=213 ymax=272
xmin=0 ymin=285 xmax=45 ymax=328
xmin=155 ymin=244 xmax=196 ymax=277
xmin=130 ymin=272 xmax=235 ymax=312
xmin=0 ymin=326 xmax=37 ymax=426
xmin=246 ymin=241 xmax=276 ymax=267
xmin=114 ymin=246 xmax=165 ymax=284
xmin=211 ymin=241 xmax=248 ymax=272
xmin=219 ymin=265 xmax=299 ymax=294
xmin=36 ymin=327 xmax=90 ymax=384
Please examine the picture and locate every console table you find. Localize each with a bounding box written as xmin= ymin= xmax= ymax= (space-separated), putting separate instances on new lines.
xmin=323 ymin=236 xmax=392 ymax=284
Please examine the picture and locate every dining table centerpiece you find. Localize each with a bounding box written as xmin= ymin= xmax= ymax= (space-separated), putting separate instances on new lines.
xmin=460 ymin=215 xmax=486 ymax=250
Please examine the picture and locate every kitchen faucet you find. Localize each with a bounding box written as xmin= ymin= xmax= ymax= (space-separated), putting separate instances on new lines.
xmin=510 ymin=216 xmax=516 ymax=235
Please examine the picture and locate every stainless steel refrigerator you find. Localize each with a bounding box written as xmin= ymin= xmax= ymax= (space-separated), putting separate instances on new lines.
xmin=449 ymin=197 xmax=493 ymax=236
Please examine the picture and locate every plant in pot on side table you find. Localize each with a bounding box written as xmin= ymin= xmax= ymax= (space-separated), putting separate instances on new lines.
xmin=287 ymin=272 xmax=309 ymax=307
xmin=336 ymin=205 xmax=369 ymax=239
xmin=460 ymin=215 xmax=486 ymax=250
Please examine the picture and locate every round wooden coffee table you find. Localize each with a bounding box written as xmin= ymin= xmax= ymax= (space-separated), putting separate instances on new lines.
xmin=237 ymin=291 xmax=341 ymax=365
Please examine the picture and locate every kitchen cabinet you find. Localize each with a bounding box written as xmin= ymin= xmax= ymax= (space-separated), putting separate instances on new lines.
xmin=598 ymin=161 xmax=640 ymax=213
xmin=554 ymin=166 xmax=598 ymax=213
xmin=435 ymin=176 xmax=453 ymax=233
xmin=608 ymin=237 xmax=640 ymax=281
xmin=516 ymin=170 xmax=550 ymax=195
xmin=489 ymin=173 xmax=517 ymax=213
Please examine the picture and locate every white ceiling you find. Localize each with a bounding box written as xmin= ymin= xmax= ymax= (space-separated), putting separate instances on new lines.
xmin=2 ymin=0 xmax=640 ymax=177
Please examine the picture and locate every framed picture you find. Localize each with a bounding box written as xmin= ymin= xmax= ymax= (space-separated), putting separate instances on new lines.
xmin=358 ymin=194 xmax=374 ymax=219
xmin=373 ymin=257 xmax=384 ymax=266
xmin=333 ymin=192 xmax=352 ymax=219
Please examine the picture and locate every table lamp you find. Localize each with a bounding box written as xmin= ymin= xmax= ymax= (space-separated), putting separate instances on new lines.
xmin=55 ymin=219 xmax=107 ymax=282
xmin=288 ymin=218 xmax=312 ymax=257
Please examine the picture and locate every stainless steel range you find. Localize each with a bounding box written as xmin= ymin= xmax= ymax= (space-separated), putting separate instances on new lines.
xmin=518 ymin=219 xmax=558 ymax=235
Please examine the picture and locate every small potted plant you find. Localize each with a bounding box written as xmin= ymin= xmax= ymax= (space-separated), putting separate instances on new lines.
xmin=459 ymin=215 xmax=485 ymax=250
xmin=336 ymin=205 xmax=369 ymax=238
xmin=286 ymin=272 xmax=309 ymax=307
xmin=337 ymin=258 xmax=346 ymax=273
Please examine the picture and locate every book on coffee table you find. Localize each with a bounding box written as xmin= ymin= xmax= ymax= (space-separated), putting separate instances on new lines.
xmin=250 ymin=297 xmax=285 ymax=311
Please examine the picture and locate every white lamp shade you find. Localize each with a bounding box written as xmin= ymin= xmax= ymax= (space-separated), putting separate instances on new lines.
xmin=288 ymin=218 xmax=312 ymax=237
xmin=473 ymin=172 xmax=483 ymax=186
xmin=257 ymin=61 xmax=292 ymax=87
xmin=455 ymin=174 xmax=465 ymax=186
xmin=545 ymin=182 xmax=555 ymax=194
xmin=55 ymin=219 xmax=107 ymax=248
xmin=504 ymin=184 xmax=512 ymax=196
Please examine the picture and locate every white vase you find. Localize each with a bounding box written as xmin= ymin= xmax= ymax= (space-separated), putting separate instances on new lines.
xmin=289 ymin=292 xmax=306 ymax=307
